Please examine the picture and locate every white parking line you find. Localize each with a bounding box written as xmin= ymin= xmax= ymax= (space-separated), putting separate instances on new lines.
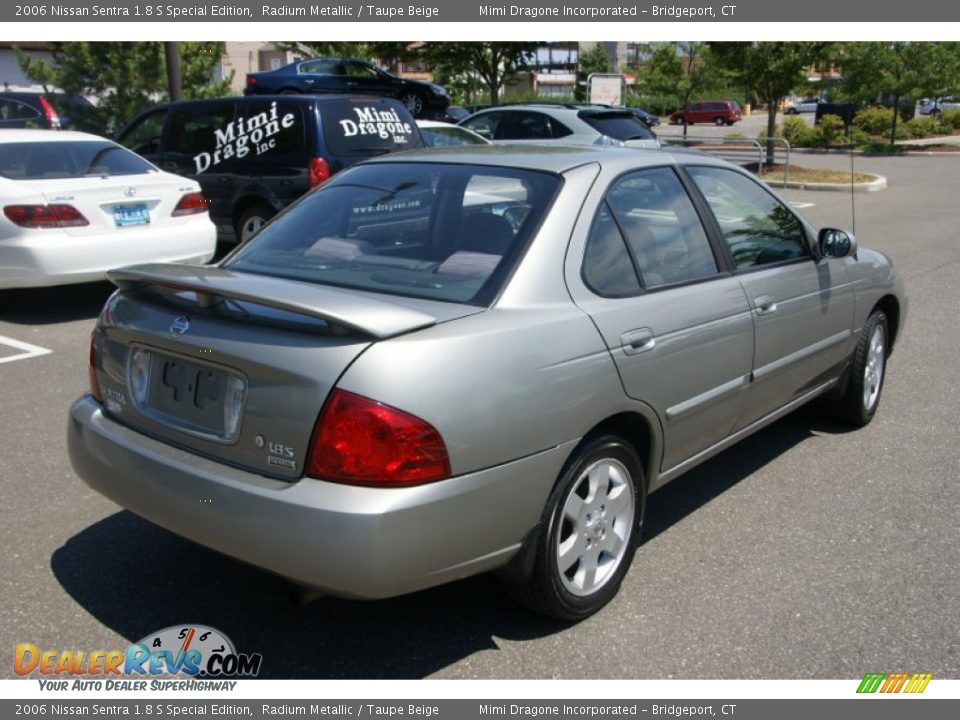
xmin=0 ymin=334 xmax=53 ymax=364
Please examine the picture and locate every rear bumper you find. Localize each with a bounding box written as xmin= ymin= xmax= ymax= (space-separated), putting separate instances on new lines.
xmin=68 ymin=396 xmax=571 ymax=599
xmin=0 ymin=219 xmax=216 ymax=289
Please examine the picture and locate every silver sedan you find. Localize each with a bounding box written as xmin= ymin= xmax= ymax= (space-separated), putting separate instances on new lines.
xmin=68 ymin=145 xmax=905 ymax=620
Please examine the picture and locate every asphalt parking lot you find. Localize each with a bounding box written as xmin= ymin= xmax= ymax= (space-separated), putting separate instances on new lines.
xmin=1 ymin=152 xmax=958 ymax=680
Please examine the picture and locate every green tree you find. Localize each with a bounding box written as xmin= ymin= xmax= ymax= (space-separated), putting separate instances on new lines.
xmin=710 ymin=42 xmax=830 ymax=162
xmin=575 ymin=44 xmax=610 ymax=102
xmin=644 ymin=42 xmax=712 ymax=138
xmin=420 ymin=42 xmax=537 ymax=106
xmin=838 ymin=42 xmax=958 ymax=146
xmin=17 ymin=42 xmax=231 ymax=133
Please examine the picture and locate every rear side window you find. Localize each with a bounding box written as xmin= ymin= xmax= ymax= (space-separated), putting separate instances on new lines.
xmin=0 ymin=99 xmax=41 ymax=123
xmin=299 ymin=60 xmax=340 ymax=74
xmin=579 ymin=111 xmax=655 ymax=141
xmin=0 ymin=141 xmax=156 ymax=179
xmin=235 ymin=100 xmax=306 ymax=164
xmin=225 ymin=162 xmax=561 ymax=305
xmin=166 ymin=102 xmax=236 ymax=174
xmin=118 ymin=109 xmax=168 ymax=156
xmin=321 ymin=100 xmax=423 ymax=157
xmin=461 ymin=112 xmax=504 ymax=140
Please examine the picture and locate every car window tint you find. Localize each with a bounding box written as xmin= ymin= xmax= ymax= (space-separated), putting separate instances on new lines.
xmin=321 ymin=99 xmax=423 ymax=157
xmin=582 ymin=203 xmax=642 ymax=297
xmin=0 ymin=99 xmax=40 ymax=122
xmin=579 ymin=111 xmax=655 ymax=141
xmin=345 ymin=62 xmax=378 ymax=78
xmin=461 ymin=112 xmax=503 ymax=141
xmin=237 ymin=100 xmax=306 ymax=160
xmin=118 ymin=109 xmax=168 ymax=157
xmin=0 ymin=141 xmax=156 ymax=179
xmin=225 ymin=163 xmax=560 ymax=305
xmin=299 ymin=60 xmax=339 ymax=74
xmin=498 ymin=112 xmax=552 ymax=140
xmin=687 ymin=165 xmax=809 ymax=269
xmin=166 ymin=103 xmax=236 ymax=171
xmin=606 ymin=167 xmax=718 ymax=287
xmin=420 ymin=126 xmax=487 ymax=147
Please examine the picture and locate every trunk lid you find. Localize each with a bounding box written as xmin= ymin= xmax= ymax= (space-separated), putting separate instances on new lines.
xmin=93 ymin=263 xmax=482 ymax=480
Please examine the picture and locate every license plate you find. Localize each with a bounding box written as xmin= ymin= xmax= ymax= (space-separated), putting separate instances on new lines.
xmin=146 ymin=355 xmax=234 ymax=435
xmin=113 ymin=202 xmax=149 ymax=227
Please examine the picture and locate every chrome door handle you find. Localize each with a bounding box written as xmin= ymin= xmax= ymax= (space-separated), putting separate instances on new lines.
xmin=755 ymin=295 xmax=778 ymax=315
xmin=622 ymin=329 xmax=656 ymax=355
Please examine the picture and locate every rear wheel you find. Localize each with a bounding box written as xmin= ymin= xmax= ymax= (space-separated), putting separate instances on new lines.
xmin=280 ymin=88 xmax=300 ymax=95
xmin=714 ymin=116 xmax=725 ymax=126
xmin=830 ymin=310 xmax=889 ymax=426
xmin=235 ymin=204 xmax=274 ymax=243
xmin=503 ymin=435 xmax=645 ymax=621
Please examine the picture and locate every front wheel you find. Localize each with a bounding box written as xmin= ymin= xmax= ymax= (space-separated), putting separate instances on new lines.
xmin=715 ymin=116 xmax=725 ymax=126
xmin=235 ymin=204 xmax=274 ymax=243
xmin=503 ymin=435 xmax=645 ymax=621
xmin=830 ymin=310 xmax=889 ymax=426
xmin=400 ymin=92 xmax=425 ymax=117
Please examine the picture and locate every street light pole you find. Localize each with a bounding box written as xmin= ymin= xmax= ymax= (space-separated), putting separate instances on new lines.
xmin=165 ymin=42 xmax=182 ymax=102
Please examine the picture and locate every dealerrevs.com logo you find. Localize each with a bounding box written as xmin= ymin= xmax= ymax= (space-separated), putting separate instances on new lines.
xmin=15 ymin=625 xmax=262 ymax=690
xmin=857 ymin=672 xmax=933 ymax=694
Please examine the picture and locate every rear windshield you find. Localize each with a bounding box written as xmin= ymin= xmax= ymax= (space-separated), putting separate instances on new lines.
xmin=225 ymin=162 xmax=561 ymax=305
xmin=0 ymin=141 xmax=156 ymax=179
xmin=322 ymin=100 xmax=424 ymax=157
xmin=578 ymin=111 xmax=656 ymax=141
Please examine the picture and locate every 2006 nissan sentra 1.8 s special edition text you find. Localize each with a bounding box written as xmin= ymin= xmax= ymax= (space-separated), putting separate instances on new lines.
xmin=68 ymin=145 xmax=906 ymax=620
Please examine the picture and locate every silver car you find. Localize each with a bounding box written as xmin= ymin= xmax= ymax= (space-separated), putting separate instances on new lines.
xmin=68 ymin=146 xmax=905 ymax=620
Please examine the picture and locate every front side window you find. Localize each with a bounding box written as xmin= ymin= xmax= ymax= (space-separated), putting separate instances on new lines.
xmin=461 ymin=112 xmax=505 ymax=141
xmin=344 ymin=62 xmax=379 ymax=79
xmin=225 ymin=163 xmax=561 ymax=305
xmin=118 ymin=109 xmax=167 ymax=156
xmin=687 ymin=166 xmax=809 ymax=269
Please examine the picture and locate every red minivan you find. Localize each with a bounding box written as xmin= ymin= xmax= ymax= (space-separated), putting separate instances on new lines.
xmin=670 ymin=100 xmax=742 ymax=126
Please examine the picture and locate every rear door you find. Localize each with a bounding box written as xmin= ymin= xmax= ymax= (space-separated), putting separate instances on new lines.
xmin=568 ymin=165 xmax=755 ymax=471
xmin=685 ymin=165 xmax=855 ymax=426
xmin=297 ymin=58 xmax=348 ymax=93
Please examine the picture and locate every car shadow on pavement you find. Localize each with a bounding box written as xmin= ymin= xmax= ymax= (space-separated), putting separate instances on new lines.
xmin=51 ymin=403 xmax=854 ymax=679
xmin=0 ymin=282 xmax=114 ymax=325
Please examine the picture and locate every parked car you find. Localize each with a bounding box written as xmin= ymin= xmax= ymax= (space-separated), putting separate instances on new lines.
xmin=243 ymin=57 xmax=450 ymax=118
xmin=0 ymin=130 xmax=215 ymax=289
xmin=626 ymin=106 xmax=661 ymax=127
xmin=785 ymin=98 xmax=819 ymax=114
xmin=670 ymin=100 xmax=742 ymax=126
xmin=815 ymin=102 xmax=860 ymax=126
xmin=116 ymin=95 xmax=424 ymax=243
xmin=417 ymin=119 xmax=489 ymax=146
xmin=69 ymin=144 xmax=905 ymax=620
xmin=460 ymin=104 xmax=659 ymax=148
xmin=442 ymin=106 xmax=472 ymax=122
xmin=916 ymin=97 xmax=960 ymax=116
xmin=0 ymin=91 xmax=98 ymax=132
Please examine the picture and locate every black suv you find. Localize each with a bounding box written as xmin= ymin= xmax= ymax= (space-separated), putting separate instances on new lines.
xmin=0 ymin=91 xmax=97 ymax=131
xmin=116 ymin=95 xmax=424 ymax=242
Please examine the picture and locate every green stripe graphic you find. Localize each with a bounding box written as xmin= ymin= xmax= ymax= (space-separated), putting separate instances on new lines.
xmin=857 ymin=673 xmax=886 ymax=693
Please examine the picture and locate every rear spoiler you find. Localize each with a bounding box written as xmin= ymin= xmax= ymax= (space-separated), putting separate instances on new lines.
xmin=108 ymin=264 xmax=439 ymax=339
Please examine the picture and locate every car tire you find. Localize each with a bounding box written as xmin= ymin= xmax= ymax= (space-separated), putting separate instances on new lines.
xmin=714 ymin=116 xmax=725 ymax=126
xmin=830 ymin=310 xmax=889 ymax=427
xmin=235 ymin=204 xmax=274 ymax=243
xmin=502 ymin=434 xmax=646 ymax=621
xmin=786 ymin=108 xmax=798 ymax=115
xmin=400 ymin=92 xmax=425 ymax=117
xmin=280 ymin=89 xmax=301 ymax=95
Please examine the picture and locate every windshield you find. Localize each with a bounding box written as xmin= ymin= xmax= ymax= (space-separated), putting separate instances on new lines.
xmin=225 ymin=162 xmax=561 ymax=305
xmin=578 ymin=111 xmax=656 ymax=141
xmin=0 ymin=140 xmax=156 ymax=179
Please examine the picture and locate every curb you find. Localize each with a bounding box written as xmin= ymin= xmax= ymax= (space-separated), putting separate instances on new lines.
xmin=763 ymin=174 xmax=887 ymax=192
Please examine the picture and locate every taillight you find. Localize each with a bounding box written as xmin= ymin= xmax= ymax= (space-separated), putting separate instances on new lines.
xmin=246 ymin=75 xmax=257 ymax=86
xmin=307 ymin=389 xmax=450 ymax=486
xmin=172 ymin=191 xmax=208 ymax=216
xmin=38 ymin=95 xmax=61 ymax=129
xmin=88 ymin=331 xmax=103 ymax=404
xmin=3 ymin=204 xmax=88 ymax=228
xmin=308 ymin=157 xmax=331 ymax=188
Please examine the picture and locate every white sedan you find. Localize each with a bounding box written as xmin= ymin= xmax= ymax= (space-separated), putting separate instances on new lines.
xmin=0 ymin=130 xmax=216 ymax=289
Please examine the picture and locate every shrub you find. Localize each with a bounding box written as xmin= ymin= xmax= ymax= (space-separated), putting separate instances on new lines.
xmin=847 ymin=127 xmax=871 ymax=146
xmin=939 ymin=109 xmax=960 ymax=131
xmin=818 ymin=114 xmax=847 ymax=144
xmin=781 ymin=116 xmax=808 ymax=144
xmin=853 ymin=106 xmax=896 ymax=136
xmin=904 ymin=116 xmax=939 ymax=138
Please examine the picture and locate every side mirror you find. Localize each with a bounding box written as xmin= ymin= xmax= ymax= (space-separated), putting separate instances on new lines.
xmin=818 ymin=228 xmax=857 ymax=259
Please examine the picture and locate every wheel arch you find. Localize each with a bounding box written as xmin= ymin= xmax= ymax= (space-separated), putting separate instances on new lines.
xmin=873 ymin=294 xmax=901 ymax=353
xmin=577 ymin=411 xmax=661 ymax=492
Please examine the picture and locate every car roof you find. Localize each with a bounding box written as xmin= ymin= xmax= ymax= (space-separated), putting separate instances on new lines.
xmin=372 ymin=143 xmax=728 ymax=174
xmin=134 ymin=94 xmax=405 ymax=112
xmin=0 ymin=129 xmax=111 ymax=143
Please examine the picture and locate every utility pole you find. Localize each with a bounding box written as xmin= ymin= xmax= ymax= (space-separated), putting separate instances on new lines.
xmin=165 ymin=42 xmax=182 ymax=102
